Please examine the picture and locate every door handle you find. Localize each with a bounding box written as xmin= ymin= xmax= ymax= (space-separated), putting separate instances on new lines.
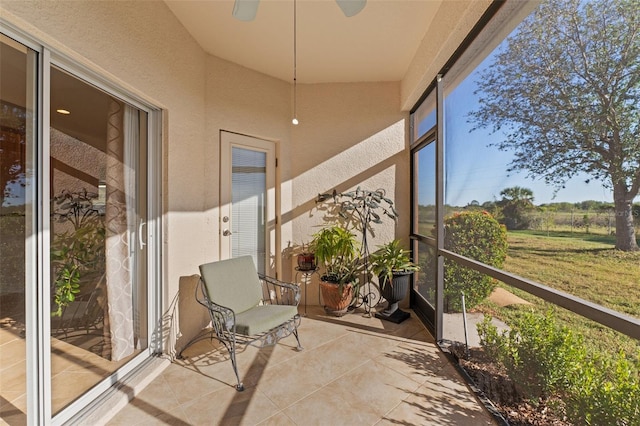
xmin=223 ymin=229 xmax=232 ymax=236
xmin=139 ymin=220 xmax=147 ymax=249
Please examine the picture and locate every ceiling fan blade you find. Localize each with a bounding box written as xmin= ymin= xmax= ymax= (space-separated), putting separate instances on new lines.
xmin=336 ymin=0 xmax=367 ymax=17
xmin=232 ymin=0 xmax=260 ymax=21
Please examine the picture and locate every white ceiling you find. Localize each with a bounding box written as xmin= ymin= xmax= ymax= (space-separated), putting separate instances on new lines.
xmin=164 ymin=0 xmax=444 ymax=84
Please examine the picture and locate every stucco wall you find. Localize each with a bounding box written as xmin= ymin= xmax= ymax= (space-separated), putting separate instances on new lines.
xmin=204 ymin=54 xmax=293 ymax=278
xmin=286 ymin=81 xmax=410 ymax=306
xmin=1 ymin=0 xmax=210 ymax=350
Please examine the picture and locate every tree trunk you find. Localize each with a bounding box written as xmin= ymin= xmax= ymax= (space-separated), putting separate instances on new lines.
xmin=613 ymin=184 xmax=639 ymax=251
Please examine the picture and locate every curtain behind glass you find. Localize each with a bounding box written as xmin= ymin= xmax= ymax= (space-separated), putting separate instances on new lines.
xmin=104 ymin=99 xmax=135 ymax=361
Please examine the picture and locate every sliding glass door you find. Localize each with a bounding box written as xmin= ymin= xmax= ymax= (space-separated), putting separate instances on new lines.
xmin=49 ymin=66 xmax=149 ymax=414
xmin=0 ymin=30 xmax=160 ymax=424
xmin=0 ymin=33 xmax=37 ymax=426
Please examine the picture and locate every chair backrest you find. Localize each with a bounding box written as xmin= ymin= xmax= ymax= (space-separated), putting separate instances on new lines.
xmin=199 ymin=256 xmax=263 ymax=313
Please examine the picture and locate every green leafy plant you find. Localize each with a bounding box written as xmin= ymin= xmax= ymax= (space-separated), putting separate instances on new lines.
xmin=316 ymin=188 xmax=399 ymax=308
xmin=311 ymin=224 xmax=360 ymax=292
xmin=478 ymin=310 xmax=584 ymax=398
xmin=51 ymin=189 xmax=105 ymax=316
xmin=565 ymin=351 xmax=640 ymax=426
xmin=478 ymin=310 xmax=640 ymax=425
xmin=369 ymin=239 xmax=420 ymax=287
xmin=443 ymin=210 xmax=508 ymax=311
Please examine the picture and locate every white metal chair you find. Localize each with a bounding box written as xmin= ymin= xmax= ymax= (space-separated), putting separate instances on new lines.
xmin=180 ymin=256 xmax=302 ymax=391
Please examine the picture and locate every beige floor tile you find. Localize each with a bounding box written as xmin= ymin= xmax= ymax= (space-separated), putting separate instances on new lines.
xmin=323 ymin=358 xmax=423 ymax=418
xmin=374 ymin=339 xmax=449 ymax=385
xmin=51 ymin=370 xmax=107 ymax=413
xmin=103 ymin=309 xmax=496 ymax=426
xmin=252 ymin=347 xmax=329 ymax=408
xmin=0 ymin=359 xmax=26 ymax=394
xmin=255 ymin=411 xmax=297 ymax=426
xmin=181 ymin=386 xmax=279 ymax=426
xmin=0 ymin=339 xmax=25 ymax=368
xmin=0 ymin=327 xmax=21 ymax=346
xmin=252 ymin=338 xmax=306 ymax=372
xmin=161 ymin=363 xmax=230 ymax=404
xmin=295 ymin=313 xmax=353 ymax=346
xmin=381 ymin=381 xmax=495 ymax=426
xmin=282 ymin=384 xmax=381 ymax=426
xmin=109 ymin=400 xmax=188 ymax=426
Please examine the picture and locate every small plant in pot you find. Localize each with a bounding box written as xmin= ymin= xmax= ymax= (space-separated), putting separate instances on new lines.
xmin=370 ymin=239 xmax=420 ymax=323
xmin=295 ymin=242 xmax=316 ymax=271
xmin=311 ymin=225 xmax=360 ymax=316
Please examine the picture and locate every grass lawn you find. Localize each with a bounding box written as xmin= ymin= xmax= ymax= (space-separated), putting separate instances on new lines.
xmin=476 ymin=230 xmax=640 ymax=355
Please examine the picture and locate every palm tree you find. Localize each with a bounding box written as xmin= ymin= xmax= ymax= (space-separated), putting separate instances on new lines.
xmin=498 ymin=186 xmax=535 ymax=230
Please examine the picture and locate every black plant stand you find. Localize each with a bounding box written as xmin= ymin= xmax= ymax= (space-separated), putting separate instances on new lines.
xmin=375 ymin=272 xmax=411 ymax=324
xmin=295 ymin=267 xmax=318 ymax=316
xmin=375 ymin=309 xmax=410 ymax=324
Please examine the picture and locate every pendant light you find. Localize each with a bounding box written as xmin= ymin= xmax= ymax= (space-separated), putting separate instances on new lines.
xmin=292 ymin=0 xmax=299 ymax=125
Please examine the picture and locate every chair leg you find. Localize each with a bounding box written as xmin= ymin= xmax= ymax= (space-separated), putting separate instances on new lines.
xmin=293 ymin=328 xmax=303 ymax=351
xmin=228 ymin=334 xmax=244 ymax=391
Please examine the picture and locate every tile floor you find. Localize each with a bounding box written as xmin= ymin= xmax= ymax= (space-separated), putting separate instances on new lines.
xmin=107 ymin=306 xmax=496 ymax=426
xmin=0 ymin=322 xmax=134 ymax=424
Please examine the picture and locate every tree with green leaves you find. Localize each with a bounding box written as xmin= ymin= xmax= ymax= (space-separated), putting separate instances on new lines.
xmin=498 ymin=186 xmax=535 ymax=230
xmin=469 ymin=0 xmax=640 ymax=251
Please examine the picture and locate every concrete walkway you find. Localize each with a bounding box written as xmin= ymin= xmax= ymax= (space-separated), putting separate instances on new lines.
xmin=443 ymin=287 xmax=528 ymax=347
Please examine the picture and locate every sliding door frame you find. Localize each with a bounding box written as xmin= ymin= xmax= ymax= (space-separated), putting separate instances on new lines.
xmin=1 ymin=21 xmax=163 ymax=426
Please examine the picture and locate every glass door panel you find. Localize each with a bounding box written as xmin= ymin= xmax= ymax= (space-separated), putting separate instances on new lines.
xmin=413 ymin=141 xmax=437 ymax=312
xmin=49 ymin=66 xmax=148 ymax=414
xmin=231 ymin=147 xmax=267 ymax=273
xmin=0 ymin=34 xmax=37 ymax=425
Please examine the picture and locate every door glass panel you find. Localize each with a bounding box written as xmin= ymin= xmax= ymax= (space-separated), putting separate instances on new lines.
xmin=415 ymin=241 xmax=436 ymax=306
xmin=231 ymin=147 xmax=266 ymax=274
xmin=49 ymin=67 xmax=148 ymax=414
xmin=0 ymin=34 xmax=36 ymax=425
xmin=413 ymin=141 xmax=436 ymax=308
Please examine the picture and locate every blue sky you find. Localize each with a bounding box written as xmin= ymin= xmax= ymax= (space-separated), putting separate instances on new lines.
xmin=416 ymin=33 xmax=616 ymax=208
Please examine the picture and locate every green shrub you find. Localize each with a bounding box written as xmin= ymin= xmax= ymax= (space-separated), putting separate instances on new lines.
xmin=478 ymin=310 xmax=640 ymax=425
xmin=443 ymin=210 xmax=508 ymax=311
xmin=566 ymin=351 xmax=640 ymax=426
xmin=478 ymin=310 xmax=585 ymax=398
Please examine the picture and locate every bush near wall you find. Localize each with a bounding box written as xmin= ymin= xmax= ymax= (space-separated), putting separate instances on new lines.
xmin=478 ymin=310 xmax=640 ymax=426
xmin=443 ymin=211 xmax=508 ymax=312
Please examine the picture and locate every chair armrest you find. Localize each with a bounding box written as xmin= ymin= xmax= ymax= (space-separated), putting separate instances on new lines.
xmin=258 ymin=274 xmax=301 ymax=306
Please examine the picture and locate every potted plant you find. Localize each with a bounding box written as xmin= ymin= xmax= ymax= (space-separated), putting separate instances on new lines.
xmin=50 ymin=189 xmax=105 ymax=316
xmin=295 ymin=242 xmax=316 ymax=271
xmin=311 ymin=225 xmax=360 ymax=316
xmin=369 ymin=239 xmax=420 ymax=323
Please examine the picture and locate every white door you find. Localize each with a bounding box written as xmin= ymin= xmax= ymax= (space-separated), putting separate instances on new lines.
xmin=220 ymin=131 xmax=276 ymax=275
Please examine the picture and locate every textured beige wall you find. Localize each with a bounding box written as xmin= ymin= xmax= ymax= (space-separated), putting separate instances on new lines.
xmin=204 ymin=54 xmax=293 ymax=278
xmin=285 ymin=82 xmax=410 ymax=305
xmin=1 ymin=1 xmax=209 ymax=347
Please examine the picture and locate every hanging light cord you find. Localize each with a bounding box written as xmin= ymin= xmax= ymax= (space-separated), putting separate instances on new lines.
xmin=292 ymin=0 xmax=298 ymax=125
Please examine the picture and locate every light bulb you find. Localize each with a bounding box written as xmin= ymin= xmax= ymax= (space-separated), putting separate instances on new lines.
xmin=292 ymin=117 xmax=299 ymax=125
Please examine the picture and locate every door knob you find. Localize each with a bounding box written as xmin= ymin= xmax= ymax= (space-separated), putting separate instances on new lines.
xmin=223 ymin=229 xmax=232 ymax=236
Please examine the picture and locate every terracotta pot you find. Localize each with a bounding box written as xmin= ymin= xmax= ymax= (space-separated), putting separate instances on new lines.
xmin=319 ymin=281 xmax=353 ymax=316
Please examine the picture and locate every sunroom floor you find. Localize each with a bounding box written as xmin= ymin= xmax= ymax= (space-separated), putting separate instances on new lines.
xmin=107 ymin=305 xmax=496 ymax=425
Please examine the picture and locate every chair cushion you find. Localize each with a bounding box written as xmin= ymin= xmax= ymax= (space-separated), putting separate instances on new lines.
xmin=199 ymin=256 xmax=263 ymax=313
xmin=234 ymin=305 xmax=299 ymax=336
